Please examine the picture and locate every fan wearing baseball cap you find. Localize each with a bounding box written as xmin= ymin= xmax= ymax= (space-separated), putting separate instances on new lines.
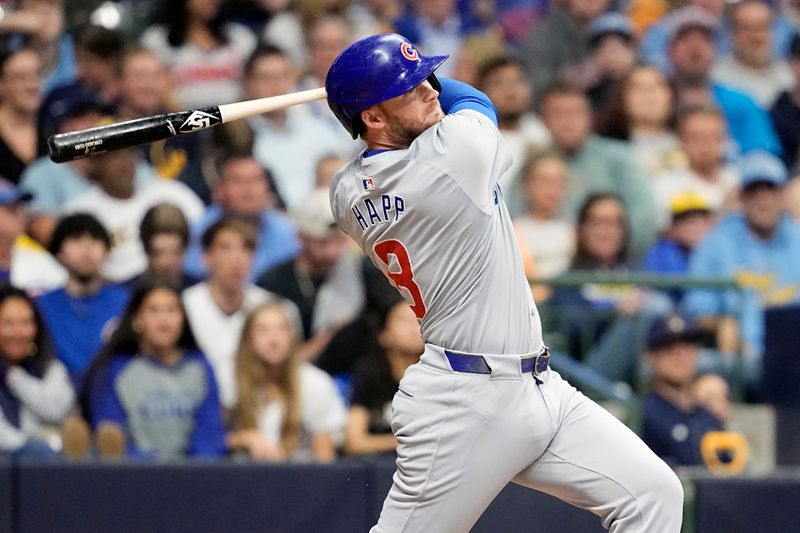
xmin=684 ymin=150 xmax=800 ymax=381
xmin=641 ymin=314 xmax=724 ymax=467
xmin=641 ymin=191 xmax=715 ymax=303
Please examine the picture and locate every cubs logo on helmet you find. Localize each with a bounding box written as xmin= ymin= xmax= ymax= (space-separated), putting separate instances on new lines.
xmin=400 ymin=42 xmax=419 ymax=61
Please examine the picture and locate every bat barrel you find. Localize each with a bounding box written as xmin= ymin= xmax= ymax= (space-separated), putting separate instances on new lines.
xmin=46 ymin=88 xmax=326 ymax=163
xmin=47 ymin=107 xmax=223 ymax=163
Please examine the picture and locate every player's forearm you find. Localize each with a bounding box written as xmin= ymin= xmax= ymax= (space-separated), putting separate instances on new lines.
xmin=437 ymin=78 xmax=498 ymax=125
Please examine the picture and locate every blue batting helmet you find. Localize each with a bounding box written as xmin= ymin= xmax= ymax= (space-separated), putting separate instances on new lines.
xmin=325 ymin=33 xmax=448 ymax=139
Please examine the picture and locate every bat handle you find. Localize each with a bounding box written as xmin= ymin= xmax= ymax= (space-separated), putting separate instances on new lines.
xmin=219 ymin=87 xmax=328 ymax=123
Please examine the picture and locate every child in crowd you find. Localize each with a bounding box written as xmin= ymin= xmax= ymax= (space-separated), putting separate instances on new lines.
xmin=641 ymin=191 xmax=716 ymax=304
xmin=513 ymin=150 xmax=575 ymax=283
xmin=228 ymin=303 xmax=346 ymax=462
xmin=85 ymin=279 xmax=226 ymax=460
xmin=642 ymin=314 xmax=724 ymax=467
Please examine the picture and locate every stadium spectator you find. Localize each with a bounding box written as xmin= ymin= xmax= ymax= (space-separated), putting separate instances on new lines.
xmin=552 ymin=193 xmax=668 ymax=382
xmin=521 ymin=0 xmax=611 ymax=100
xmin=666 ymin=5 xmax=782 ymax=156
xmin=182 ymin=217 xmax=300 ymax=409
xmin=116 ymin=47 xmax=210 ymax=203
xmin=640 ymin=1 xmax=729 ymax=73
xmin=653 ymin=104 xmax=740 ymax=229
xmin=475 ymin=55 xmax=550 ymax=213
xmin=129 ymin=203 xmax=199 ymax=290
xmin=641 ymin=313 xmax=724 ymax=467
xmin=182 ymin=152 xmax=300 ymax=281
xmin=770 ymin=32 xmax=800 ymax=174
xmin=564 ymin=12 xmax=638 ymax=111
xmin=0 ymin=180 xmax=65 ymax=294
xmin=641 ymin=192 xmax=715 ymax=305
xmin=19 ymin=97 xmax=105 ymax=246
xmin=595 ymin=64 xmax=683 ymax=178
xmin=64 ymin=147 xmax=204 ymax=283
xmin=228 ymin=302 xmax=346 ymax=462
xmin=141 ymin=0 xmax=257 ymax=109
xmin=86 ymin=279 xmax=226 ymax=459
xmin=258 ymin=188 xmax=364 ymax=360
xmin=639 ymin=1 xmax=796 ymax=69
xmin=712 ymin=0 xmax=793 ymax=108
xmin=0 ymin=48 xmax=46 ymax=185
xmin=345 ymin=299 xmax=422 ymax=456
xmin=38 ymin=24 xmax=123 ymax=140
xmin=245 ymin=44 xmax=349 ymax=209
xmin=36 ymin=214 xmax=129 ymax=387
xmin=539 ymin=83 xmax=657 ymax=258
xmin=0 ymin=285 xmax=74 ymax=459
xmin=512 ymin=150 xmax=575 ymax=282
xmin=298 ymin=16 xmax=354 ymax=139
xmin=684 ymin=150 xmax=800 ymax=377
xmin=0 ymin=0 xmax=76 ymax=94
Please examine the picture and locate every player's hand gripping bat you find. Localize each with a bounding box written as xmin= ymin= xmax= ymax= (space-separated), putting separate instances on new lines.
xmin=47 ymin=87 xmax=328 ymax=163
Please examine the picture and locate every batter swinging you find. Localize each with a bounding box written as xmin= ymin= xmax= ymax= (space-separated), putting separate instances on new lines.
xmin=326 ymin=33 xmax=683 ymax=533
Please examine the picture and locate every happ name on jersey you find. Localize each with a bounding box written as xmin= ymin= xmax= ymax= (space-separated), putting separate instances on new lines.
xmin=352 ymin=194 xmax=406 ymax=231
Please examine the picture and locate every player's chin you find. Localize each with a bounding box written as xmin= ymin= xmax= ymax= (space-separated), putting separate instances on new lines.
xmin=424 ymin=109 xmax=445 ymax=128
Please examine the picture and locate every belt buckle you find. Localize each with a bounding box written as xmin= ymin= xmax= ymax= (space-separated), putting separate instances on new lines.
xmin=533 ymin=346 xmax=550 ymax=377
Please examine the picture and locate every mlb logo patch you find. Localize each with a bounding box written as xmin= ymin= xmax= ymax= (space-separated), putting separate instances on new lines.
xmin=362 ymin=177 xmax=375 ymax=191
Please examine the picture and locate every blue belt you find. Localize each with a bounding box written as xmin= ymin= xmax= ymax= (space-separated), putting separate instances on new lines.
xmin=444 ymin=347 xmax=550 ymax=376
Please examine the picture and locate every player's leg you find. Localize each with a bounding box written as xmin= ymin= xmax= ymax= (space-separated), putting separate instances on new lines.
xmin=513 ymin=371 xmax=683 ymax=532
xmin=372 ymin=357 xmax=553 ymax=533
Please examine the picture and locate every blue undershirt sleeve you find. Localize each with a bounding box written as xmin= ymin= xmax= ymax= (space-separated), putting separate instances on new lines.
xmin=437 ymin=78 xmax=497 ymax=126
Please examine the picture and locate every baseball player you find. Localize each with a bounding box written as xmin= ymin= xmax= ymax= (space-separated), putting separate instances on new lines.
xmin=326 ymin=33 xmax=683 ymax=533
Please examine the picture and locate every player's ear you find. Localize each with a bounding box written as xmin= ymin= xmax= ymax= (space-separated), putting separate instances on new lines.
xmin=360 ymin=106 xmax=385 ymax=132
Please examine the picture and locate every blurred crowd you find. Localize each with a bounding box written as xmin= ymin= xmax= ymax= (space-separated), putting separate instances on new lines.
xmin=0 ymin=0 xmax=797 ymax=472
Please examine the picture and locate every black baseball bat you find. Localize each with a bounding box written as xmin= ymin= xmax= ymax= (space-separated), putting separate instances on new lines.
xmin=47 ymin=87 xmax=327 ymax=163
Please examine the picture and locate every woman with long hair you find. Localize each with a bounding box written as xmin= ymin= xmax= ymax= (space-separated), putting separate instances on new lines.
xmin=553 ymin=193 xmax=671 ymax=384
xmin=140 ymin=0 xmax=257 ymax=109
xmin=0 ymin=285 xmax=73 ymax=458
xmin=228 ymin=302 xmax=346 ymax=462
xmin=84 ymin=278 xmax=226 ymax=459
xmin=570 ymin=192 xmax=631 ymax=271
xmin=595 ymin=64 xmax=684 ymax=177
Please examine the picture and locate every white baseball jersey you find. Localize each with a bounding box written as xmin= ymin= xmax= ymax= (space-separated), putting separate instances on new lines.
xmin=330 ymin=109 xmax=543 ymax=355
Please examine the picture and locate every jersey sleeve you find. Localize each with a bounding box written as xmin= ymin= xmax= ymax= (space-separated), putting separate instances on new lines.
xmin=422 ymin=107 xmax=512 ymax=213
xmin=437 ymin=78 xmax=497 ymax=125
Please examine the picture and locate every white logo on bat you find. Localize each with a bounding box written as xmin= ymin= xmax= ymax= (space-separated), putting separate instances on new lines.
xmin=178 ymin=110 xmax=220 ymax=132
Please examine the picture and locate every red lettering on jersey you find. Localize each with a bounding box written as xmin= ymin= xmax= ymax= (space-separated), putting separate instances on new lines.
xmin=374 ymin=239 xmax=426 ymax=319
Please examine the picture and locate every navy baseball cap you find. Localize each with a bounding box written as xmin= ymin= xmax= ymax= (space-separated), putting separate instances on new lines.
xmin=0 ymin=179 xmax=33 ymax=206
xmin=647 ymin=314 xmax=703 ymax=350
xmin=739 ymin=150 xmax=788 ymax=189
xmin=589 ymin=13 xmax=634 ymax=45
